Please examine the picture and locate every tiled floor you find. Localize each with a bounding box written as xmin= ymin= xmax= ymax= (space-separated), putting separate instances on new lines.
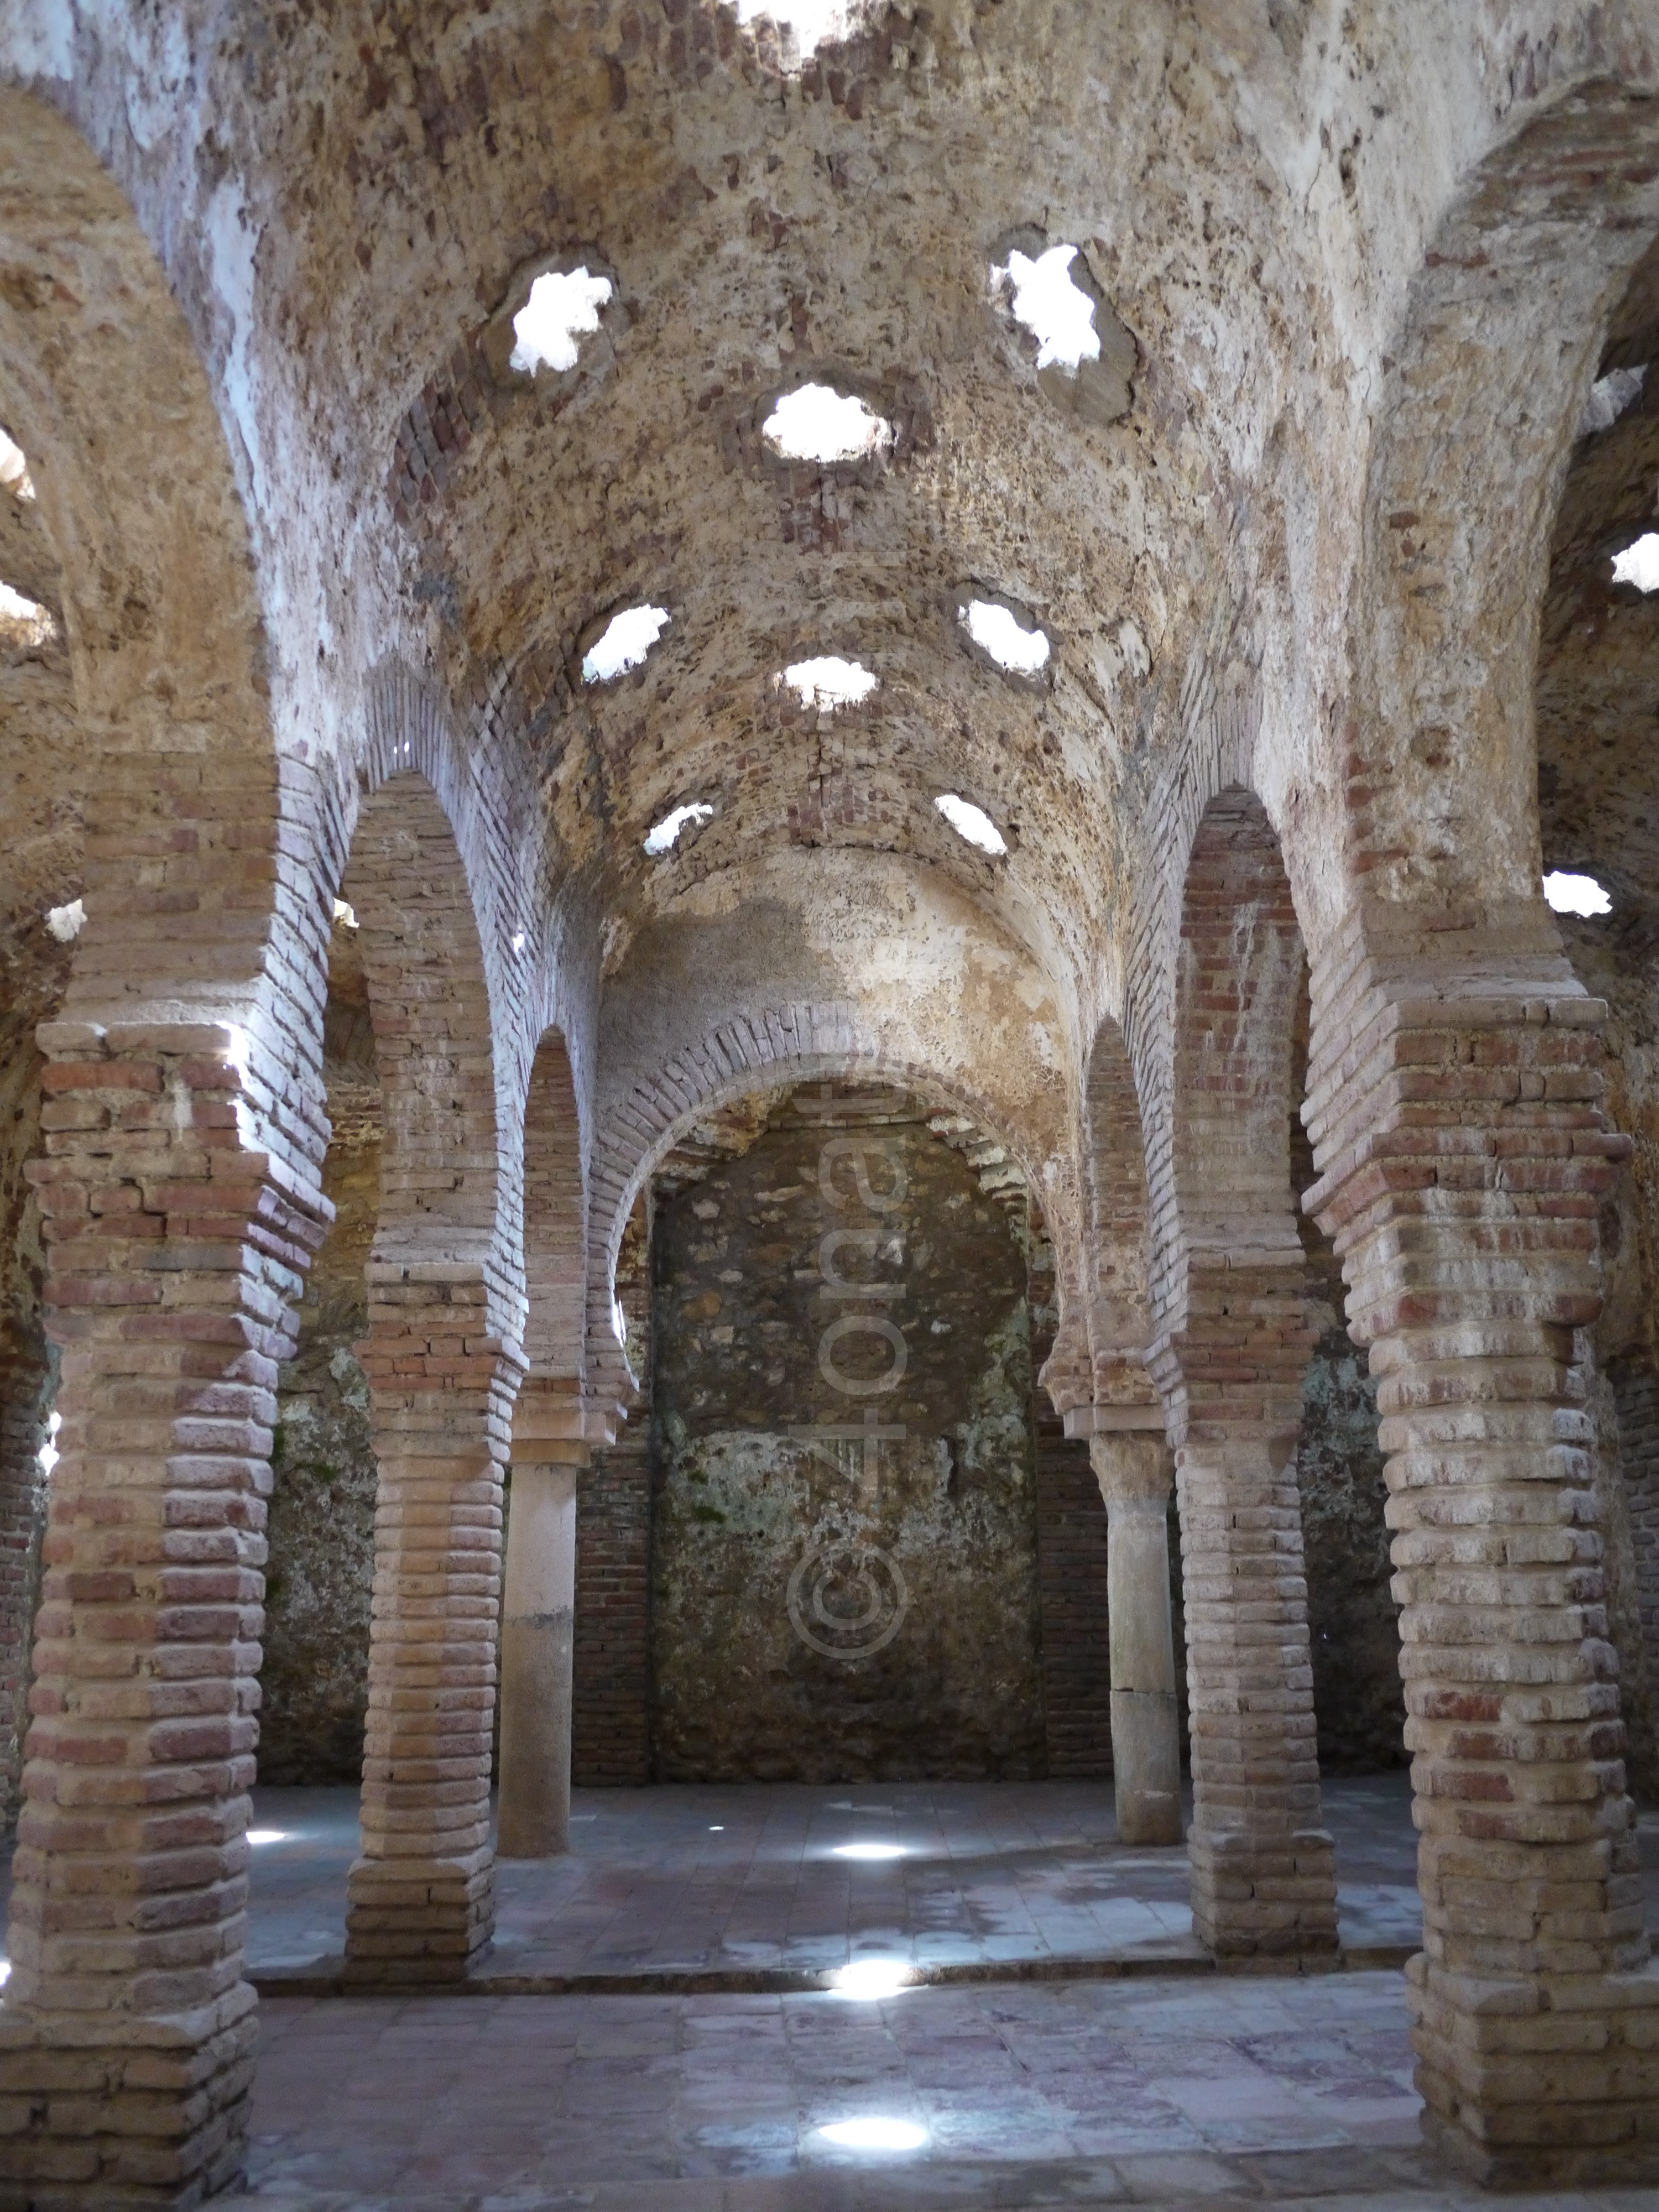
xmin=236 ymin=1973 xmax=1659 ymax=2211
xmin=4 ymin=1779 xmax=1657 ymax=2208
xmin=237 ymin=1773 xmax=1460 ymax=1987
xmin=242 ymin=1972 xmax=1420 ymax=2206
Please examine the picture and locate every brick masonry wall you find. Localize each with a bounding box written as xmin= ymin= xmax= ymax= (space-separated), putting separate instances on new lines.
xmin=1029 ymin=1271 xmax=1114 ymax=1782
xmin=1031 ymin=1399 xmax=1112 ymax=1780
xmin=571 ymin=1434 xmax=654 ymax=1786
xmin=572 ymin=1193 xmax=654 ymax=1785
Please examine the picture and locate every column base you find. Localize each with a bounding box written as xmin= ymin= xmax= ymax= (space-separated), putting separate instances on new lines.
xmin=1110 ymin=1689 xmax=1182 ymax=1845
xmin=1408 ymin=1952 xmax=1659 ymax=2186
xmin=344 ymin=1848 xmax=494 ymax=1983
xmin=1188 ymin=1824 xmax=1339 ymax=1963
xmin=0 ymin=1985 xmax=255 ymax=2210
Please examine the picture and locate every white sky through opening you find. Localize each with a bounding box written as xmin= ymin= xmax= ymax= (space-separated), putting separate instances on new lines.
xmin=1611 ymin=533 xmax=1659 ymax=593
xmin=994 ymin=244 xmax=1100 ymax=372
xmin=781 ymin=656 xmax=878 ymax=711
xmin=735 ymin=0 xmax=859 ymax=53
xmin=45 ymin=899 xmax=85 ymax=943
xmin=763 ymin=384 xmax=891 ymax=464
xmin=644 ymin=801 xmax=714 ymax=856
xmin=583 ymin=604 xmax=670 ymax=684
xmin=1543 ymin=870 xmax=1611 ymax=917
xmin=936 ymin=794 xmax=1008 ymax=855
xmin=0 ymin=426 xmax=33 ymax=500
xmin=510 ymin=267 xmax=614 ymax=376
xmin=0 ymin=579 xmax=54 ymax=646
xmin=1580 ymin=364 xmax=1646 ymax=437
xmin=962 ymin=599 xmax=1050 ymax=676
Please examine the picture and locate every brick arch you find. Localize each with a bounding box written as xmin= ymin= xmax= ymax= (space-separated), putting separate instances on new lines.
xmin=523 ymin=1027 xmax=587 ymax=1385
xmin=1342 ymin=79 xmax=1659 ymax=929
xmin=342 ymin=772 xmax=504 ymax=1296
xmin=332 ymin=760 xmax=527 ymax=1978
xmin=1160 ymin=784 xmax=1307 ymax=1353
xmin=0 ymin=86 xmax=310 ymax=1159
xmin=347 ymin=657 xmax=541 ymax=1343
xmin=1123 ymin=679 xmax=1266 ymax=1338
xmin=1144 ymin=781 xmax=1337 ymax=1965
xmin=1079 ymin=1012 xmax=1154 ymax=1404
xmin=585 ymin=1001 xmax=1076 ymax=1421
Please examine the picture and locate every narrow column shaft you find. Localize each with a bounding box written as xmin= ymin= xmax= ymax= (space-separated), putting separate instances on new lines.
xmin=0 ymin=1027 xmax=327 ymax=2206
xmin=1091 ymin=1430 xmax=1180 ymax=1844
xmin=346 ymin=1277 xmax=519 ymax=1983
xmin=498 ymin=1381 xmax=587 ymax=1858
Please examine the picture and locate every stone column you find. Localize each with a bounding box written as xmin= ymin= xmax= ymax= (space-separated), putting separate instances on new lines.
xmin=1150 ymin=1250 xmax=1340 ymax=1963
xmin=1089 ymin=1425 xmax=1180 ymax=1845
xmin=0 ymin=1022 xmax=329 ymax=2204
xmin=1308 ymin=950 xmax=1659 ymax=2184
xmin=497 ymin=1379 xmax=588 ymax=1859
xmin=345 ymin=1268 xmax=521 ymax=1983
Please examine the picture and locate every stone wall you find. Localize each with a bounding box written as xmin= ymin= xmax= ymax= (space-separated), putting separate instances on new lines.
xmin=647 ymin=1087 xmax=1046 ymax=1783
xmin=260 ymin=920 xmax=380 ymax=1784
xmin=1291 ymin=983 xmax=1406 ymax=1775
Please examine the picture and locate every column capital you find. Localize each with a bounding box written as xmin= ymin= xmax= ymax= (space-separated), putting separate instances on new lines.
xmin=1088 ymin=1429 xmax=1173 ymax=1507
xmin=512 ymin=1375 xmax=609 ymax=1460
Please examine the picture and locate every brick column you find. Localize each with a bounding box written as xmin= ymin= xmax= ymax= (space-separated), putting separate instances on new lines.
xmin=1307 ymin=950 xmax=1659 ymax=2182
xmin=497 ymin=1379 xmax=594 ymax=1859
xmin=1149 ymin=1264 xmax=1339 ymax=1961
xmin=1088 ymin=1421 xmax=1181 ymax=1845
xmin=345 ymin=1270 xmax=521 ymax=1983
xmin=0 ymin=1022 xmax=329 ymax=2205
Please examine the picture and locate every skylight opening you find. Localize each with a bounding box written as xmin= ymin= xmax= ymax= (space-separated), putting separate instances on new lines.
xmin=1580 ymin=365 xmax=1645 ymax=438
xmin=36 ymin=1410 xmax=60 ymax=1480
xmin=780 ymin=656 xmax=878 ymax=711
xmin=0 ymin=426 xmax=34 ymax=502
xmin=509 ymin=267 xmax=614 ymax=378
xmin=583 ymin=604 xmax=670 ymax=684
xmin=961 ymin=598 xmax=1050 ymax=676
xmin=1611 ymin=534 xmax=1659 ymax=594
xmin=816 ymin=2117 xmax=927 ymax=2152
xmin=935 ymin=794 xmax=1008 ymax=856
xmin=644 ymin=801 xmax=714 ymax=857
xmin=1543 ymin=870 xmax=1611 ymax=917
xmin=45 ymin=898 xmax=85 ymax=943
xmin=0 ymin=580 xmax=55 ymax=649
xmin=763 ymin=384 xmax=891 ymax=465
xmin=993 ymin=244 xmax=1100 ymax=372
xmin=735 ymin=0 xmax=860 ymax=55
xmin=332 ymin=898 xmax=358 ymax=931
